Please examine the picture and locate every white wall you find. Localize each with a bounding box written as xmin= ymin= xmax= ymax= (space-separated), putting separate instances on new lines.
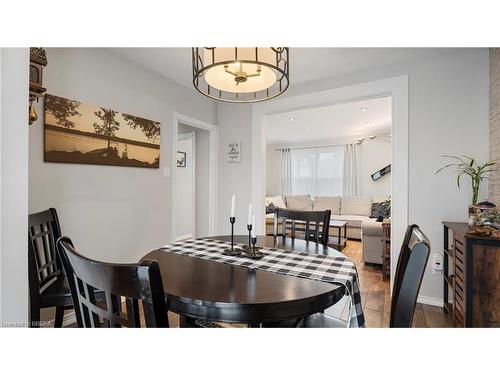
xmin=175 ymin=134 xmax=194 ymax=239
xmin=358 ymin=139 xmax=391 ymax=201
xmin=216 ymin=103 xmax=253 ymax=235
xmin=265 ymin=138 xmax=392 ymax=201
xmin=29 ymin=48 xmax=216 ymax=263
xmin=217 ymin=49 xmax=489 ymax=304
xmin=0 ymin=48 xmax=29 ymax=324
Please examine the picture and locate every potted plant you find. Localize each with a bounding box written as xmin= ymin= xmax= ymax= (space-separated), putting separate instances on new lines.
xmin=436 ymin=155 xmax=496 ymax=229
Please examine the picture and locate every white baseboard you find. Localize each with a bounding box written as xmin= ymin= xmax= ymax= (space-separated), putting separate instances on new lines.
xmin=417 ymin=295 xmax=443 ymax=307
xmin=176 ymin=233 xmax=193 ymax=241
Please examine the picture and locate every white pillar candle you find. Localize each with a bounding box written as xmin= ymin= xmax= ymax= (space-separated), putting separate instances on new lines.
xmin=251 ymin=214 xmax=256 ymax=237
xmin=230 ymin=194 xmax=236 ymax=218
xmin=248 ymin=202 xmax=252 ymax=225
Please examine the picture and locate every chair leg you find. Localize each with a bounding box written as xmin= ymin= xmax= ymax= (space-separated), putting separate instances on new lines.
xmin=54 ymin=306 xmax=65 ymax=328
xmin=30 ymin=300 xmax=40 ymax=328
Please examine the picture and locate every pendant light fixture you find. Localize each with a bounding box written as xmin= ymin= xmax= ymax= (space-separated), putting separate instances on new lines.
xmin=192 ymin=47 xmax=289 ymax=103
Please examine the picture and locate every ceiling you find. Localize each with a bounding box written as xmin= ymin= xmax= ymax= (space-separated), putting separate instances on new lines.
xmin=111 ymin=48 xmax=456 ymax=89
xmin=265 ymin=96 xmax=391 ymax=144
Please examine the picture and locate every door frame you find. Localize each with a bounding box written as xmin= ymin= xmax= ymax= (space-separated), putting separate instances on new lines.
xmin=176 ymin=132 xmax=196 ymax=240
xmin=251 ymin=76 xmax=409 ymax=291
xmin=172 ymin=112 xmax=218 ymax=240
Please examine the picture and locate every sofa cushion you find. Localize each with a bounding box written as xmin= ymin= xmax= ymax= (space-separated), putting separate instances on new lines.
xmin=341 ymin=196 xmax=372 ymax=216
xmin=332 ymin=214 xmax=373 ymax=228
xmin=313 ymin=196 xmax=341 ymax=214
xmin=266 ymin=195 xmax=286 ymax=209
xmin=286 ymin=195 xmax=313 ymax=211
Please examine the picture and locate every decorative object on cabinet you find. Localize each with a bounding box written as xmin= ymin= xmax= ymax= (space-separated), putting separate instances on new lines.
xmin=442 ymin=222 xmax=500 ymax=327
xmin=29 ymin=47 xmax=48 ymax=125
xmin=44 ymin=94 xmax=160 ymax=168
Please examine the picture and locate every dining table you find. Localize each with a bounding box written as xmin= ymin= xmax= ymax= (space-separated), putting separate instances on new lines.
xmin=141 ymin=235 xmax=347 ymax=327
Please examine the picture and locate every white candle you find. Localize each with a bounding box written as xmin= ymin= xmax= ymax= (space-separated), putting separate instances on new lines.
xmin=230 ymin=194 xmax=236 ymax=218
xmin=248 ymin=202 xmax=252 ymax=225
xmin=251 ymin=214 xmax=256 ymax=238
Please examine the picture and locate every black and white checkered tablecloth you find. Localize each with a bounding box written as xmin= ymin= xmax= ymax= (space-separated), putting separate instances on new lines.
xmin=160 ymin=238 xmax=365 ymax=327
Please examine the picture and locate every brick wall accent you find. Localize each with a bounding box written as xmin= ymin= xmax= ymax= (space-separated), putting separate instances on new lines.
xmin=490 ymin=49 xmax=500 ymax=205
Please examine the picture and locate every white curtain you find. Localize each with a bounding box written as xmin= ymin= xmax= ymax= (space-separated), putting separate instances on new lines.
xmin=289 ymin=146 xmax=344 ymax=197
xmin=280 ymin=148 xmax=292 ymax=196
xmin=343 ymin=143 xmax=359 ymax=196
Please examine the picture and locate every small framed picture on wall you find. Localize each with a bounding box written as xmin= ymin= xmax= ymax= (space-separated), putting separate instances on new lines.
xmin=227 ymin=141 xmax=241 ymax=163
xmin=177 ymin=151 xmax=186 ymax=167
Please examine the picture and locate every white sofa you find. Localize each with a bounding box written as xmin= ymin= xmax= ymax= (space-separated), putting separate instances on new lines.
xmin=265 ymin=195 xmax=376 ymax=240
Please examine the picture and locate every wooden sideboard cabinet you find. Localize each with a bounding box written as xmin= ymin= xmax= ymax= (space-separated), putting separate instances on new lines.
xmin=443 ymin=222 xmax=500 ymax=327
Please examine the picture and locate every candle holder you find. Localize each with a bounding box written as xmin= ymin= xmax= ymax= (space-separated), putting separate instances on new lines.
xmin=223 ymin=217 xmax=241 ymax=256
xmin=247 ymin=224 xmax=252 ymax=248
xmin=251 ymin=236 xmax=257 ymax=256
xmin=241 ymin=237 xmax=264 ymax=258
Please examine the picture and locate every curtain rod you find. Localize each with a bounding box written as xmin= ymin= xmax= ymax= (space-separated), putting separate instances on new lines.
xmin=273 ymin=135 xmax=391 ymax=151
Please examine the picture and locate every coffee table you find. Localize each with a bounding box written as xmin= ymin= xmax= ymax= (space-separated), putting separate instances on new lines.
xmin=329 ymin=220 xmax=348 ymax=250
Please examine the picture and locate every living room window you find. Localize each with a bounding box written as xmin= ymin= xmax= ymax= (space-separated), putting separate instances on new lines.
xmin=290 ymin=146 xmax=344 ymax=196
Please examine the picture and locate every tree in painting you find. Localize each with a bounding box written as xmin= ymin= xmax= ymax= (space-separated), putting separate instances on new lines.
xmin=93 ymin=107 xmax=120 ymax=154
xmin=45 ymin=95 xmax=81 ymax=128
xmin=122 ymin=113 xmax=160 ymax=142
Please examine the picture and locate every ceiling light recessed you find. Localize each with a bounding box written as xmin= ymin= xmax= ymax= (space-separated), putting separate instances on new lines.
xmin=306 ymin=129 xmax=311 ymax=133
xmin=289 ymin=117 xmax=295 ymax=122
xmin=360 ymin=107 xmax=368 ymax=112
xmin=364 ymin=122 xmax=371 ymax=125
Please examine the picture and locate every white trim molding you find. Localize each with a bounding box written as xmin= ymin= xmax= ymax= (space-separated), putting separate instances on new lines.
xmin=251 ymin=76 xmax=409 ymax=292
xmin=171 ymin=112 xmax=218 ymax=240
xmin=417 ymin=295 xmax=444 ymax=308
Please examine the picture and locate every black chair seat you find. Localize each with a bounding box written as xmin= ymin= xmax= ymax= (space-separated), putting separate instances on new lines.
xmin=39 ymin=277 xmax=72 ymax=308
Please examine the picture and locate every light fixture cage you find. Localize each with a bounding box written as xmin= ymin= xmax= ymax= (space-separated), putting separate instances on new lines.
xmin=192 ymin=47 xmax=289 ymax=103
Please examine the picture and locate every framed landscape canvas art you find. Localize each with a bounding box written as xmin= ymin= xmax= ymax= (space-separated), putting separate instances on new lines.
xmin=44 ymin=94 xmax=160 ymax=168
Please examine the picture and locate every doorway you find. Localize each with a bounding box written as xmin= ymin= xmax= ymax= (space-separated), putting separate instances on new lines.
xmin=171 ymin=113 xmax=218 ymax=241
xmin=252 ymin=76 xmax=409 ymax=290
xmin=175 ymin=132 xmax=196 ymax=240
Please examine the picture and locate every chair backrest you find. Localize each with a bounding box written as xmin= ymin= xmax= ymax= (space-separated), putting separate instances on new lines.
xmin=273 ymin=208 xmax=331 ymax=246
xmin=28 ymin=208 xmax=63 ymax=294
xmin=390 ymin=224 xmax=430 ymax=328
xmin=57 ymin=237 xmax=169 ymax=328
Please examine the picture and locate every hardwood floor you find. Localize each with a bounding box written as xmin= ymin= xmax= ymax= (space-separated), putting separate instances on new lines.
xmin=342 ymin=239 xmax=453 ymax=328
xmin=42 ymin=239 xmax=453 ymax=328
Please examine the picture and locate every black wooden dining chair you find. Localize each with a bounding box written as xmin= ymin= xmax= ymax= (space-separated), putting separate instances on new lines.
xmin=57 ymin=236 xmax=169 ymax=328
xmin=303 ymin=224 xmax=430 ymax=328
xmin=273 ymin=208 xmax=331 ymax=246
xmin=28 ymin=208 xmax=73 ymax=327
